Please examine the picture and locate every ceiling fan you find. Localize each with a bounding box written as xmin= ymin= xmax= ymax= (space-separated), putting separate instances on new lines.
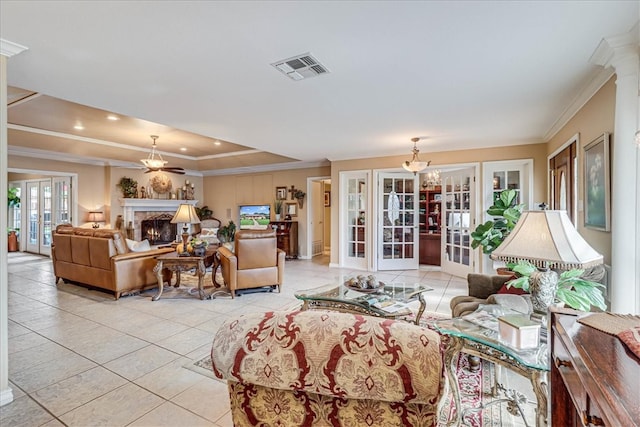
xmin=141 ymin=135 xmax=185 ymax=174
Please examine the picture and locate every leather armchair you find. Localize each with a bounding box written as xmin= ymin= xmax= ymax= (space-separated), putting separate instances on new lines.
xmin=218 ymin=229 xmax=285 ymax=298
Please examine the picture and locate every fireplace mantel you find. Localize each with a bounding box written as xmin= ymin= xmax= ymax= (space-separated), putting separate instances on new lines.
xmin=120 ymin=199 xmax=198 ymax=240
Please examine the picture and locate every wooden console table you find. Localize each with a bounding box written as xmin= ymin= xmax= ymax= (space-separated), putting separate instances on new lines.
xmin=550 ymin=308 xmax=639 ymax=426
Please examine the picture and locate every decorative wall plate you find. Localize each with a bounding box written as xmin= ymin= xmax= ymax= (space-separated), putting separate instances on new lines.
xmin=150 ymin=173 xmax=173 ymax=194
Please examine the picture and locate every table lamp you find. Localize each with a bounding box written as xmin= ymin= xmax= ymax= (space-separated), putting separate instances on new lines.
xmin=171 ymin=204 xmax=201 ymax=256
xmin=490 ymin=210 xmax=603 ymax=316
xmin=88 ymin=211 xmax=105 ymax=229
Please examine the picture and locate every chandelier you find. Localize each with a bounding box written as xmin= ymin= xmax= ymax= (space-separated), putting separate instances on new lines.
xmin=423 ymin=169 xmax=441 ymax=189
xmin=402 ymin=137 xmax=430 ymax=175
xmin=141 ymin=135 xmax=168 ymax=169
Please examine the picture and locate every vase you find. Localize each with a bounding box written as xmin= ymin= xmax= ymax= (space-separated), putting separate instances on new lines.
xmin=275 ymin=214 xmax=281 ymax=221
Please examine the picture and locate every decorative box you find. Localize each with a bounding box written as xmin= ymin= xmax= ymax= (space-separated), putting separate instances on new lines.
xmin=498 ymin=315 xmax=540 ymax=350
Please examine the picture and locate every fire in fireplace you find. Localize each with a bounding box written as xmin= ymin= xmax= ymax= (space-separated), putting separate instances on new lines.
xmin=140 ymin=213 xmax=177 ymax=245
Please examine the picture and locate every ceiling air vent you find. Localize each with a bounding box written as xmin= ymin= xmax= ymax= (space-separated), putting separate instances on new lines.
xmin=271 ymin=53 xmax=330 ymax=81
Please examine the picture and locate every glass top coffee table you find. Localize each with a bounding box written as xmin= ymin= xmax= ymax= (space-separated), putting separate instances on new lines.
xmin=295 ymin=281 xmax=433 ymax=325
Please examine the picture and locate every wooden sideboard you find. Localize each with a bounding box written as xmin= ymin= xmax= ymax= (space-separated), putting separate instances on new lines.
xmin=269 ymin=221 xmax=298 ymax=259
xmin=550 ymin=308 xmax=639 ymax=426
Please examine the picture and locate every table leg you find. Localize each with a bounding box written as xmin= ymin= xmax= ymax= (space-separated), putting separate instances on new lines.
xmin=441 ymin=335 xmax=464 ymax=427
xmin=197 ymin=259 xmax=206 ymax=300
xmin=152 ymin=260 xmax=164 ymax=301
xmin=211 ymin=252 xmax=223 ymax=287
xmin=530 ymin=370 xmax=548 ymax=427
xmin=414 ymin=291 xmax=427 ymax=325
xmin=175 ymin=270 xmax=181 ymax=287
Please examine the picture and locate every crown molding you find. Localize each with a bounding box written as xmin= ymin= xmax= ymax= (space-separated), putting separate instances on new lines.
xmin=542 ymin=67 xmax=615 ymax=142
xmin=0 ymin=39 xmax=28 ymax=57
xmin=202 ymin=159 xmax=331 ymax=176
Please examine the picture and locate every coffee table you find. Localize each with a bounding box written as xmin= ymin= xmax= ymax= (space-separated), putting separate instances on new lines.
xmin=152 ymin=247 xmax=217 ymax=301
xmin=295 ymin=282 xmax=433 ymax=325
xmin=433 ymin=305 xmax=549 ymax=427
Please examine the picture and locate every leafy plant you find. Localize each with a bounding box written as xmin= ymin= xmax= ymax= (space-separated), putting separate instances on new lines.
xmin=8 ymin=187 xmax=20 ymax=208
xmin=470 ymin=189 xmax=524 ymax=254
xmin=195 ymin=205 xmax=213 ymax=220
xmin=507 ymin=261 xmax=606 ymax=311
xmin=117 ymin=177 xmax=138 ymax=198
xmin=218 ymin=220 xmax=236 ymax=243
xmin=274 ymin=199 xmax=283 ymax=215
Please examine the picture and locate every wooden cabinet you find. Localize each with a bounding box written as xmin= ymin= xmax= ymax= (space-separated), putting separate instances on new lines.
xmin=419 ymin=186 xmax=441 ymax=265
xmin=269 ymin=221 xmax=298 ymax=259
xmin=550 ymin=308 xmax=639 ymax=427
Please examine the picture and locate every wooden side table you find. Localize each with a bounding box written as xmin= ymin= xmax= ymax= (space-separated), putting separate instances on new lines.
xmin=152 ymin=247 xmax=217 ymax=301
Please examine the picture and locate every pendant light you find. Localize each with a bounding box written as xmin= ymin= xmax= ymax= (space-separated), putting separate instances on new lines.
xmin=402 ymin=137 xmax=430 ymax=175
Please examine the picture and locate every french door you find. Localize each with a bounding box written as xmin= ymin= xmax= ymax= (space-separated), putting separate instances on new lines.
xmin=440 ymin=168 xmax=475 ymax=277
xmin=25 ymin=177 xmax=71 ymax=256
xmin=377 ymin=172 xmax=419 ymax=270
xmin=341 ymin=171 xmax=369 ymax=270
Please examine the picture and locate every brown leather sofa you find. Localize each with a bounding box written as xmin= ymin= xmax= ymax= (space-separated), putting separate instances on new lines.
xmin=218 ymin=229 xmax=285 ymax=298
xmin=51 ymin=224 xmax=173 ymax=299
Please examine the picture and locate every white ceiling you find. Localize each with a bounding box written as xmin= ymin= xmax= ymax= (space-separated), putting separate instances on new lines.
xmin=1 ymin=1 xmax=638 ymax=175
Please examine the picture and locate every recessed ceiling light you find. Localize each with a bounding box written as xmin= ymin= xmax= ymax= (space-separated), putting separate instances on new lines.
xmin=74 ymin=124 xmax=84 ymax=130
xmin=214 ymin=141 xmax=221 ymax=146
xmin=107 ymin=115 xmax=119 ymax=121
xmin=180 ymin=147 xmax=187 ymax=152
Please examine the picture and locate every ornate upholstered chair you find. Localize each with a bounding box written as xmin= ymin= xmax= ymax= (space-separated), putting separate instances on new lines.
xmin=217 ymin=229 xmax=285 ymax=298
xmin=211 ymin=310 xmax=445 ymax=427
xmin=193 ymin=217 xmax=222 ymax=246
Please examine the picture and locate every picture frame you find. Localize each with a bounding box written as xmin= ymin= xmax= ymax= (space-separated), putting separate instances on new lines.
xmin=584 ymin=132 xmax=610 ymax=231
xmin=324 ymin=191 xmax=331 ymax=207
xmin=275 ymin=186 xmax=287 ymax=200
xmin=286 ymin=202 xmax=297 ymax=217
xmin=433 ymin=194 xmax=442 ymax=201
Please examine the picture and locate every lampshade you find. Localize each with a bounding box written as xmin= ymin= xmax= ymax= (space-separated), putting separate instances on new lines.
xmin=402 ymin=137 xmax=431 ymax=175
xmin=490 ymin=210 xmax=603 ymax=270
xmin=87 ymin=211 xmax=105 ymax=228
xmin=171 ymin=204 xmax=201 ymax=225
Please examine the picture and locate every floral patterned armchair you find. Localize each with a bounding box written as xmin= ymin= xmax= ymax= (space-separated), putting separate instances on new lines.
xmin=211 ymin=310 xmax=445 ymax=426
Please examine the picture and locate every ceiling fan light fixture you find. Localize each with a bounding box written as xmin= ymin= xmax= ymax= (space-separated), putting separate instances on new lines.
xmin=402 ymin=137 xmax=430 ymax=175
xmin=141 ymin=135 xmax=168 ymax=168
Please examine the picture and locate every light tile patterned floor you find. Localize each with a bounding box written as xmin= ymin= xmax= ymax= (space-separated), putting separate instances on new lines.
xmin=3 ymin=252 xmax=532 ymax=426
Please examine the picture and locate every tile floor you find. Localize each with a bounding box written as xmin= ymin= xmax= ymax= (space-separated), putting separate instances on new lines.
xmin=3 ymin=252 xmax=531 ymax=426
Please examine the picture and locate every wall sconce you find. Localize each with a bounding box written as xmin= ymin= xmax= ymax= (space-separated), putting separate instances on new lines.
xmin=87 ymin=211 xmax=105 ymax=229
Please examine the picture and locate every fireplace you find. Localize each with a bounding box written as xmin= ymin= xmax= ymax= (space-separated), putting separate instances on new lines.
xmin=140 ymin=213 xmax=177 ymax=245
xmin=120 ymin=199 xmax=198 ymax=242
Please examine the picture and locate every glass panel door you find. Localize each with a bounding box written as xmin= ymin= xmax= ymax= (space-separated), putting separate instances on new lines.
xmin=441 ymin=168 xmax=474 ymax=277
xmin=53 ymin=177 xmax=71 ymax=226
xmin=377 ymin=173 xmax=418 ymax=270
xmin=341 ymin=171 xmax=369 ymax=270
xmin=26 ymin=179 xmax=53 ymax=256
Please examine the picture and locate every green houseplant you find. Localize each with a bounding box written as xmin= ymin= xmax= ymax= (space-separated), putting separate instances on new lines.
xmin=117 ymin=177 xmax=138 ymax=198
xmin=8 ymin=187 xmax=20 ymax=208
xmin=274 ymin=199 xmax=283 ymax=219
xmin=218 ymin=220 xmax=236 ymax=245
xmin=506 ymin=261 xmax=606 ymax=311
xmin=471 ymin=189 xmax=524 ymax=255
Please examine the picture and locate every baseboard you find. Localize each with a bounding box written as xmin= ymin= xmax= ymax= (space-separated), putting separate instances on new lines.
xmin=0 ymin=387 xmax=14 ymax=407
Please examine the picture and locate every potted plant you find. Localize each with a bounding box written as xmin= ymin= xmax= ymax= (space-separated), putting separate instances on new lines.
xmin=274 ymin=199 xmax=283 ymax=220
xmin=294 ymin=189 xmax=306 ymax=208
xmin=471 ymin=189 xmax=524 ymax=256
xmin=218 ymin=220 xmax=236 ymax=250
xmin=117 ymin=176 xmax=138 ymax=198
xmin=7 ymin=188 xmax=21 ymax=252
xmin=506 ymin=261 xmax=606 ymax=312
xmin=195 ymin=205 xmax=213 ymax=220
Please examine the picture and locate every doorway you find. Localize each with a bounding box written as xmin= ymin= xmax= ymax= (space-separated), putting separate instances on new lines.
xmin=307 ymin=176 xmax=331 ymax=262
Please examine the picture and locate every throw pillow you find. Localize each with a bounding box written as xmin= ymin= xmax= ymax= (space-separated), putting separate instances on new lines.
xmin=201 ymin=228 xmax=219 ymax=236
xmin=497 ymin=275 xmax=528 ymax=295
xmin=126 ymin=238 xmax=151 ymax=252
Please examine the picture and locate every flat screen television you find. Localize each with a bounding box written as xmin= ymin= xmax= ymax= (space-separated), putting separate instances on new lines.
xmin=239 ymin=204 xmax=271 ymax=230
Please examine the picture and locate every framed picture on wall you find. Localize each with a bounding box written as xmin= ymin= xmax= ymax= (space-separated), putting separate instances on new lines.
xmin=324 ymin=191 xmax=331 ymax=207
xmin=584 ymin=132 xmax=610 ymax=231
xmin=286 ymin=202 xmax=298 ymax=217
xmin=276 ymin=186 xmax=287 ymax=200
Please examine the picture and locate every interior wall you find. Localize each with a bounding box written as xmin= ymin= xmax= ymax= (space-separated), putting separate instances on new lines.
xmin=329 ymin=143 xmax=548 ymax=266
xmin=546 ymin=76 xmax=615 ymax=265
xmin=203 ymin=166 xmax=331 ymax=258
